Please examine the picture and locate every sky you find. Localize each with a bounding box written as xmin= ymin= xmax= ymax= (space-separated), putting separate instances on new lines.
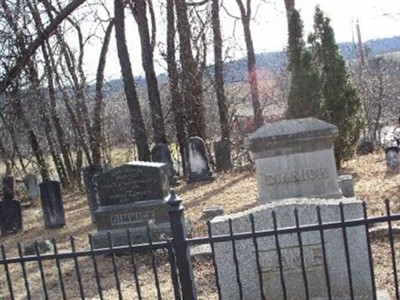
xmin=82 ymin=0 xmax=400 ymax=81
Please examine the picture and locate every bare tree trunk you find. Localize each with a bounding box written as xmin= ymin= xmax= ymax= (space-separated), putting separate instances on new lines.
xmin=175 ymin=0 xmax=207 ymax=139
xmin=91 ymin=19 xmax=114 ymax=166
xmin=114 ymin=0 xmax=150 ymax=161
xmin=212 ymin=0 xmax=230 ymax=141
xmin=284 ymin=0 xmax=295 ymax=16
xmin=167 ymin=0 xmax=187 ymax=170
xmin=235 ymin=0 xmax=263 ymax=129
xmin=131 ymin=0 xmax=167 ymax=144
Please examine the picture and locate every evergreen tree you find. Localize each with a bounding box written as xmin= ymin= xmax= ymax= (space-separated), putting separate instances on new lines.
xmin=286 ymin=9 xmax=320 ymax=119
xmin=309 ymin=6 xmax=362 ymax=168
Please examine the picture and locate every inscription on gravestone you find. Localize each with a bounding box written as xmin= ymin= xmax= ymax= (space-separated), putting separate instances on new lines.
xmin=92 ymin=161 xmax=172 ymax=248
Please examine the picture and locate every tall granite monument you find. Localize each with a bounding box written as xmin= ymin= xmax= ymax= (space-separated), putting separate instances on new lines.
xmin=211 ymin=118 xmax=375 ymax=299
xmin=92 ymin=161 xmax=172 ymax=249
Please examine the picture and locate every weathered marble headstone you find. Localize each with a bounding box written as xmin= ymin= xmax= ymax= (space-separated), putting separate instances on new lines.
xmin=211 ymin=199 xmax=374 ymax=300
xmin=2 ymin=176 xmax=16 ymax=201
xmin=185 ymin=137 xmax=214 ymax=183
xmin=92 ymin=161 xmax=172 ymax=248
xmin=151 ymin=143 xmax=177 ymax=184
xmin=249 ymin=118 xmax=341 ymax=203
xmin=385 ymin=146 xmax=400 ymax=172
xmin=39 ymin=181 xmax=65 ymax=228
xmin=214 ymin=139 xmax=232 ymax=172
xmin=23 ymin=173 xmax=40 ymax=200
xmin=82 ymin=165 xmax=104 ymax=223
xmin=338 ymin=174 xmax=355 ymax=197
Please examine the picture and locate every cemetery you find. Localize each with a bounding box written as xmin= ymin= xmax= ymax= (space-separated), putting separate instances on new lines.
xmin=0 ymin=118 xmax=398 ymax=299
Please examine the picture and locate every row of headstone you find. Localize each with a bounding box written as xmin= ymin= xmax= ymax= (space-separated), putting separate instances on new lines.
xmin=0 ymin=175 xmax=65 ymax=236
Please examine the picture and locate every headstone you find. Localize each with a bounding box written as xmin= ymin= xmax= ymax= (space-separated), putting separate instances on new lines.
xmin=384 ymin=146 xmax=400 ymax=172
xmin=151 ymin=143 xmax=177 ymax=184
xmin=338 ymin=174 xmax=355 ymax=197
xmin=214 ymin=139 xmax=232 ymax=172
xmin=92 ymin=161 xmax=172 ymax=249
xmin=356 ymin=139 xmax=374 ymax=156
xmin=211 ymin=198 xmax=374 ymax=300
xmin=23 ymin=240 xmax=53 ymax=256
xmin=23 ymin=173 xmax=40 ymax=200
xmin=0 ymin=199 xmax=22 ymax=235
xmin=184 ymin=137 xmax=214 ymax=183
xmin=39 ymin=181 xmax=65 ymax=228
xmin=2 ymin=176 xmax=16 ymax=201
xmin=202 ymin=206 xmax=224 ymax=220
xmin=82 ymin=165 xmax=104 ymax=223
xmin=249 ymin=118 xmax=341 ymax=203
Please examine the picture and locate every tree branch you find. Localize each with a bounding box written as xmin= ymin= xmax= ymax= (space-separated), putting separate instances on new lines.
xmin=0 ymin=0 xmax=86 ymax=95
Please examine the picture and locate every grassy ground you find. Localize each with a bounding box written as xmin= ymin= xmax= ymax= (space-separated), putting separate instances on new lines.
xmin=0 ymin=150 xmax=399 ymax=299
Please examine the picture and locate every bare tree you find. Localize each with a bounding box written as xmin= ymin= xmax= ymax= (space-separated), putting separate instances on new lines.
xmin=114 ymin=0 xmax=150 ymax=161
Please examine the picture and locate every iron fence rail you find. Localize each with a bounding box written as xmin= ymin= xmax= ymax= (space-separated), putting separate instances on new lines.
xmin=0 ymin=198 xmax=399 ymax=300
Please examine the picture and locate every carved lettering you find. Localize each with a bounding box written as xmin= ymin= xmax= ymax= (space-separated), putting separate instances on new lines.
xmin=265 ymin=167 xmax=329 ymax=185
xmin=110 ymin=211 xmax=155 ymax=226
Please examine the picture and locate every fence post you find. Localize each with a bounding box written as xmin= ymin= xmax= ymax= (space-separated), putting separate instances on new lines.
xmin=168 ymin=190 xmax=197 ymax=300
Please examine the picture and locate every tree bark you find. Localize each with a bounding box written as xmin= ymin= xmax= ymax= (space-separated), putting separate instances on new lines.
xmin=175 ymin=0 xmax=207 ymax=139
xmin=114 ymin=0 xmax=150 ymax=161
xmin=235 ymin=0 xmax=263 ymax=129
xmin=212 ymin=0 xmax=230 ymax=141
xmin=131 ymin=0 xmax=167 ymax=144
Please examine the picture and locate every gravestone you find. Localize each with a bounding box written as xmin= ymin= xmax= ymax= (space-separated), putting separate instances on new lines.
xmin=338 ymin=174 xmax=355 ymax=197
xmin=39 ymin=181 xmax=65 ymax=228
xmin=249 ymin=118 xmax=341 ymax=203
xmin=82 ymin=165 xmax=104 ymax=223
xmin=384 ymin=146 xmax=400 ymax=172
xmin=151 ymin=143 xmax=177 ymax=184
xmin=214 ymin=139 xmax=232 ymax=172
xmin=0 ymin=176 xmax=22 ymax=235
xmin=92 ymin=161 xmax=172 ymax=249
xmin=0 ymin=199 xmax=22 ymax=235
xmin=211 ymin=199 xmax=374 ymax=300
xmin=3 ymin=176 xmax=16 ymax=201
xmin=185 ymin=137 xmax=214 ymax=183
xmin=212 ymin=118 xmax=375 ymax=299
xmin=23 ymin=173 xmax=40 ymax=200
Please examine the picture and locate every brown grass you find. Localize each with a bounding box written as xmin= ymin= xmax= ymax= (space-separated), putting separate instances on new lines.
xmin=0 ymin=150 xmax=399 ymax=299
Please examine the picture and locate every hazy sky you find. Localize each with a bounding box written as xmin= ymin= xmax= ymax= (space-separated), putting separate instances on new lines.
xmin=84 ymin=0 xmax=400 ymax=81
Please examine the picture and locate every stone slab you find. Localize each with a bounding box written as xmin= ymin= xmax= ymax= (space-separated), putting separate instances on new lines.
xmin=96 ymin=161 xmax=170 ymax=206
xmin=211 ymin=198 xmax=373 ymax=300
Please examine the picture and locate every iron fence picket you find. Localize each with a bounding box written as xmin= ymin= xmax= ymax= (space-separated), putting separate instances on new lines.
xmin=35 ymin=241 xmax=49 ymax=300
xmin=17 ymin=242 xmax=31 ymax=300
xmin=167 ymin=240 xmax=181 ymax=300
xmin=249 ymin=214 xmax=266 ymax=300
xmin=89 ymin=235 xmax=103 ymax=300
xmin=272 ymin=211 xmax=287 ymax=300
xmin=70 ymin=235 xmax=85 ymax=299
xmin=316 ymin=206 xmax=332 ymax=300
xmin=107 ymin=231 xmax=123 ymax=300
xmin=362 ymin=202 xmax=377 ymax=300
xmin=52 ymin=239 xmax=67 ymax=300
xmin=127 ymin=229 xmax=143 ymax=300
xmin=147 ymin=227 xmax=162 ymax=300
xmin=386 ymin=199 xmax=399 ymax=300
xmin=207 ymin=221 xmax=222 ymax=300
xmin=228 ymin=218 xmax=243 ymax=300
xmin=1 ymin=244 xmax=14 ymax=300
xmin=294 ymin=208 xmax=310 ymax=300
xmin=339 ymin=203 xmax=355 ymax=300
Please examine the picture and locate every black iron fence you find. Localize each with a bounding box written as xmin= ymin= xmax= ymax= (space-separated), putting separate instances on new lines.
xmin=1 ymin=195 xmax=400 ymax=300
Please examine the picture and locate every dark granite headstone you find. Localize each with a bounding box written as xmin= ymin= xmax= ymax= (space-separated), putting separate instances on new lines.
xmin=92 ymin=161 xmax=172 ymax=248
xmin=214 ymin=139 xmax=232 ymax=172
xmin=151 ymin=143 xmax=177 ymax=184
xmin=82 ymin=165 xmax=104 ymax=222
xmin=2 ymin=176 xmax=16 ymax=201
xmin=356 ymin=139 xmax=374 ymax=155
xmin=39 ymin=181 xmax=65 ymax=228
xmin=184 ymin=137 xmax=214 ymax=183
xmin=23 ymin=173 xmax=40 ymax=200
xmin=0 ymin=200 xmax=22 ymax=235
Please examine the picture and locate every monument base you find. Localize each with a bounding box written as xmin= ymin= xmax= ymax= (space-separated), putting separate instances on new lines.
xmin=186 ymin=171 xmax=215 ymax=183
xmin=92 ymin=223 xmax=172 ymax=250
xmin=211 ymin=198 xmax=374 ymax=300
